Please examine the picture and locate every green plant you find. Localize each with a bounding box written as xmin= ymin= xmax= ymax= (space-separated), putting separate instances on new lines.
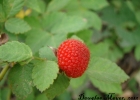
xmin=1 ymin=0 xmax=140 ymax=100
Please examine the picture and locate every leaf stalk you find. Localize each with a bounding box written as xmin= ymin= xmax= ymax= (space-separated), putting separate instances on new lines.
xmin=0 ymin=65 xmax=10 ymax=81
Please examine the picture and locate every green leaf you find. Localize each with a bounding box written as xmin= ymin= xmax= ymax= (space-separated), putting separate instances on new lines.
xmin=24 ymin=16 xmax=41 ymax=29
xmin=23 ymin=91 xmax=35 ymax=100
xmin=76 ymin=29 xmax=92 ymax=45
xmin=5 ymin=18 xmax=31 ymax=34
xmin=103 ymin=39 xmax=124 ymax=62
xmin=116 ymin=27 xmax=140 ymax=47
xmin=47 ymin=0 xmax=70 ymax=12
xmin=32 ymin=60 xmax=59 ymax=92
xmin=64 ymin=0 xmax=80 ymax=11
xmin=51 ymin=16 xmax=87 ymax=34
xmin=3 ymin=0 xmax=24 ymax=18
xmin=89 ymin=42 xmax=109 ymax=58
xmin=25 ymin=29 xmax=50 ymax=54
xmin=38 ymin=0 xmax=46 ymax=13
xmin=8 ymin=64 xmax=33 ymax=99
xmin=82 ymin=11 xmax=102 ymax=30
xmin=136 ymin=11 xmax=140 ymax=24
xmin=26 ymin=29 xmax=67 ymax=54
xmin=46 ymin=74 xmax=70 ymax=100
xmin=85 ymin=89 xmax=101 ymax=97
xmin=67 ymin=10 xmax=102 ymax=30
xmin=46 ymin=33 xmax=67 ymax=48
xmin=1 ymin=88 xmax=11 ymax=100
xmin=25 ymin=0 xmax=41 ymax=13
xmin=43 ymin=12 xmax=86 ymax=34
xmin=86 ymin=57 xmax=129 ymax=83
xmin=36 ymin=93 xmax=48 ymax=100
xmin=5 ymin=31 xmax=18 ymax=41
xmin=80 ymin=0 xmax=108 ymax=10
xmin=70 ymin=74 xmax=86 ymax=88
xmin=0 ymin=4 xmax=6 ymax=22
xmin=56 ymin=92 xmax=71 ymax=100
xmin=134 ymin=45 xmax=140 ymax=61
xmin=41 ymin=12 xmax=66 ymax=32
xmin=70 ymin=35 xmax=84 ymax=43
xmin=131 ymin=0 xmax=140 ymax=10
xmin=101 ymin=4 xmax=137 ymax=26
xmin=0 ymin=41 xmax=32 ymax=62
xmin=39 ymin=46 xmax=56 ymax=61
xmin=90 ymin=78 xmax=122 ymax=94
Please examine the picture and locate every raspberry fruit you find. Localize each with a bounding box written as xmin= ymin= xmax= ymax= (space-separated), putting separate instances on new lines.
xmin=57 ymin=39 xmax=90 ymax=78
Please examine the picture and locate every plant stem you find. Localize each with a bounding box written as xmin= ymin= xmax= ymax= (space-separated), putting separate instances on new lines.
xmin=33 ymin=56 xmax=46 ymax=61
xmin=0 ymin=65 xmax=10 ymax=81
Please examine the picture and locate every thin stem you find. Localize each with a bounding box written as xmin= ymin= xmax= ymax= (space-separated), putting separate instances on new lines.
xmin=33 ymin=56 xmax=46 ymax=61
xmin=0 ymin=65 xmax=10 ymax=81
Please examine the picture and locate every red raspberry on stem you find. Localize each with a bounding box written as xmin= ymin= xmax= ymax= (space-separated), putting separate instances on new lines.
xmin=57 ymin=39 xmax=90 ymax=78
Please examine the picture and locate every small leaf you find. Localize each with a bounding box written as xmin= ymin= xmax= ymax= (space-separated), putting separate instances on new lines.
xmin=41 ymin=12 xmax=66 ymax=32
xmin=46 ymin=74 xmax=70 ymax=100
xmin=8 ymin=64 xmax=33 ymax=99
xmin=39 ymin=46 xmax=56 ymax=61
xmin=85 ymin=89 xmax=100 ymax=97
xmin=101 ymin=4 xmax=137 ymax=26
xmin=90 ymin=78 xmax=122 ymax=94
xmin=82 ymin=11 xmax=102 ymax=30
xmin=36 ymin=93 xmax=48 ymax=100
xmin=26 ymin=29 xmax=67 ymax=54
xmin=47 ymin=0 xmax=70 ymax=12
xmin=86 ymin=57 xmax=129 ymax=83
xmin=76 ymin=29 xmax=92 ymax=45
xmin=32 ymin=60 xmax=59 ymax=92
xmin=1 ymin=88 xmax=11 ymax=100
xmin=57 ymin=92 xmax=71 ymax=100
xmin=3 ymin=0 xmax=24 ymax=17
xmin=0 ymin=4 xmax=6 ymax=22
xmin=67 ymin=10 xmax=102 ymax=30
xmin=25 ymin=29 xmax=50 ymax=54
xmin=116 ymin=27 xmax=140 ymax=47
xmin=25 ymin=0 xmax=41 ymax=13
xmin=80 ymin=0 xmax=108 ymax=10
xmin=51 ymin=16 xmax=87 ymax=34
xmin=46 ymin=33 xmax=67 ymax=48
xmin=24 ymin=16 xmax=42 ymax=29
xmin=70 ymin=35 xmax=84 ymax=43
xmin=0 ymin=41 xmax=32 ymax=62
xmin=70 ymin=74 xmax=86 ymax=88
xmin=89 ymin=42 xmax=109 ymax=58
xmin=5 ymin=18 xmax=31 ymax=34
xmin=23 ymin=91 xmax=35 ymax=100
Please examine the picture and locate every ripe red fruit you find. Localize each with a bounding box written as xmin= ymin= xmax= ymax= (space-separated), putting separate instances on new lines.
xmin=57 ymin=39 xmax=90 ymax=78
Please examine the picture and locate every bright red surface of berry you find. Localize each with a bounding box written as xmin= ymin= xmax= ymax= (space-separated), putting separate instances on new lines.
xmin=57 ymin=39 xmax=90 ymax=78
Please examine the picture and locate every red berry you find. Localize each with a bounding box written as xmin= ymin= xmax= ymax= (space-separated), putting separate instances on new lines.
xmin=57 ymin=39 xmax=90 ymax=78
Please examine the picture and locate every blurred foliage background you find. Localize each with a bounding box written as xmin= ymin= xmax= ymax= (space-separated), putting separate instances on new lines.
xmin=0 ymin=0 xmax=140 ymax=100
